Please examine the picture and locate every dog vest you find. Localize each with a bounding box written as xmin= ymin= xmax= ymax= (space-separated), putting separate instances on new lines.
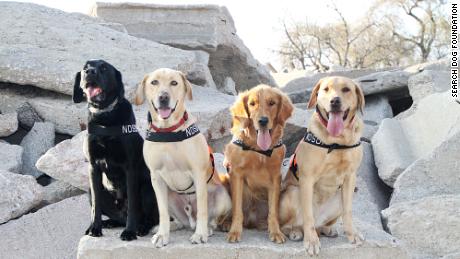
xmin=290 ymin=130 xmax=361 ymax=181
xmin=145 ymin=111 xmax=214 ymax=195
xmin=87 ymin=123 xmax=139 ymax=136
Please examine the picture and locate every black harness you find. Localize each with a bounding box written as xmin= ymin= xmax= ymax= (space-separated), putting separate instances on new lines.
xmin=87 ymin=123 xmax=139 ymax=136
xmin=144 ymin=112 xmax=214 ymax=195
xmin=145 ymin=124 xmax=201 ymax=142
xmin=232 ymin=138 xmax=284 ymax=157
xmin=290 ymin=130 xmax=361 ymax=181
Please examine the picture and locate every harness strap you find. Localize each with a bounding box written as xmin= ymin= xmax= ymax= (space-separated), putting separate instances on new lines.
xmin=289 ymin=153 xmax=299 ymax=181
xmin=145 ymin=123 xmax=200 ymax=142
xmin=87 ymin=123 xmax=139 ymax=136
xmin=232 ymin=139 xmax=284 ymax=157
xmin=176 ymin=150 xmax=215 ymax=195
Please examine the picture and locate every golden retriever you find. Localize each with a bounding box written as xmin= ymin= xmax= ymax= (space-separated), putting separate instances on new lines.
xmin=279 ymin=76 xmax=365 ymax=255
xmin=223 ymin=84 xmax=294 ymax=244
xmin=135 ymin=68 xmax=231 ymax=247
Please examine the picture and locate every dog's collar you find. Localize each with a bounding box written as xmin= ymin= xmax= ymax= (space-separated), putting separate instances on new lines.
xmin=232 ymin=138 xmax=283 ymax=157
xmin=302 ymin=130 xmax=360 ymax=153
xmin=87 ymin=123 xmax=139 ymax=136
xmin=149 ymin=111 xmax=188 ymax=133
xmin=89 ymin=98 xmax=118 ymax=114
xmin=145 ymin=122 xmax=200 ymax=142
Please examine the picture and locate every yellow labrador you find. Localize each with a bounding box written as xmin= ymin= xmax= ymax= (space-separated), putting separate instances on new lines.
xmin=135 ymin=68 xmax=231 ymax=247
xmin=279 ymin=76 xmax=365 ymax=256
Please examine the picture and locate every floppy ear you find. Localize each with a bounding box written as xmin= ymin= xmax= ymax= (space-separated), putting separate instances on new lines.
xmin=114 ymin=68 xmax=125 ymax=98
xmin=277 ymin=92 xmax=294 ymax=125
xmin=230 ymin=91 xmax=250 ymax=127
xmin=307 ymin=78 xmax=323 ymax=109
xmin=355 ymin=82 xmax=365 ymax=113
xmin=134 ymin=74 xmax=148 ymax=105
xmin=72 ymin=72 xmax=83 ymax=103
xmin=180 ymin=72 xmax=193 ymax=101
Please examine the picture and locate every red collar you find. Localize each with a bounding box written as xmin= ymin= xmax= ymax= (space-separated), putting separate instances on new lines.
xmin=150 ymin=112 xmax=189 ymax=132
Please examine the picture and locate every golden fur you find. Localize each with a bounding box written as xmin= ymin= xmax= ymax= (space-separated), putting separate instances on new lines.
xmin=279 ymin=76 xmax=365 ymax=256
xmin=223 ymin=85 xmax=294 ymax=244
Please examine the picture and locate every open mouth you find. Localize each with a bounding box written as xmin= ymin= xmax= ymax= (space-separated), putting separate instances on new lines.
xmin=324 ymin=108 xmax=350 ymax=137
xmin=86 ymin=82 xmax=103 ymax=99
xmin=256 ymin=129 xmax=272 ymax=151
xmin=152 ymin=101 xmax=178 ymax=120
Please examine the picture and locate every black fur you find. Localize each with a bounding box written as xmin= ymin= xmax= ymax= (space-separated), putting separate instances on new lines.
xmin=74 ymin=60 xmax=159 ymax=241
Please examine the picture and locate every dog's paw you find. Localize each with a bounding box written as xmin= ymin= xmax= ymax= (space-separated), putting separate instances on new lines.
xmin=120 ymin=229 xmax=137 ymax=241
xmin=190 ymin=231 xmax=208 ymax=244
xmin=85 ymin=224 xmax=102 ymax=237
xmin=304 ymin=232 xmax=321 ymax=256
xmin=151 ymin=233 xmax=169 ymax=248
xmin=219 ymin=221 xmax=232 ymax=232
xmin=269 ymin=230 xmax=286 ymax=244
xmin=319 ymin=226 xmax=338 ymax=238
xmin=288 ymin=228 xmax=303 ymax=241
xmin=102 ymin=219 xmax=123 ymax=229
xmin=137 ymin=224 xmax=151 ymax=237
xmin=346 ymin=231 xmax=364 ymax=245
xmin=227 ymin=231 xmax=242 ymax=243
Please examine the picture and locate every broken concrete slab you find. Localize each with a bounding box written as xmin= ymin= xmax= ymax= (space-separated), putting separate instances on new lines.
xmin=0 ymin=142 xmax=23 ymax=173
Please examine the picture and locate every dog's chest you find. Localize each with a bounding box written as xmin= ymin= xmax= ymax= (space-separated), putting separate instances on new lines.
xmin=89 ymin=137 xmax=126 ymax=163
xmin=151 ymin=150 xmax=195 ymax=192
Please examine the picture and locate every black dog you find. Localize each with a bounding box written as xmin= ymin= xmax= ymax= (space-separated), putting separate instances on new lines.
xmin=73 ymin=60 xmax=159 ymax=241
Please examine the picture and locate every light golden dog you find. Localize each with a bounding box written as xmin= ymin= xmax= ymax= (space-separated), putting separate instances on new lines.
xmin=135 ymin=68 xmax=231 ymax=247
xmin=279 ymin=76 xmax=365 ymax=256
xmin=223 ymin=85 xmax=294 ymax=244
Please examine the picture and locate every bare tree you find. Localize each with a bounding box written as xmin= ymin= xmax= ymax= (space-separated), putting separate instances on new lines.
xmin=375 ymin=0 xmax=449 ymax=62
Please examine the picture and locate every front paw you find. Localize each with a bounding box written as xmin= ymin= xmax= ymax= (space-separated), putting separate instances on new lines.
xmin=137 ymin=224 xmax=150 ymax=237
xmin=346 ymin=231 xmax=364 ymax=245
xmin=269 ymin=230 xmax=286 ymax=244
xmin=120 ymin=229 xmax=137 ymax=241
xmin=219 ymin=220 xmax=232 ymax=232
xmin=227 ymin=230 xmax=242 ymax=243
xmin=151 ymin=233 xmax=169 ymax=248
xmin=85 ymin=224 xmax=102 ymax=237
xmin=190 ymin=230 xmax=208 ymax=244
xmin=304 ymin=231 xmax=321 ymax=256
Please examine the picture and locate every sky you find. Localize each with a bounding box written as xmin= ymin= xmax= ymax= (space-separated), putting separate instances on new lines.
xmin=5 ymin=0 xmax=375 ymax=70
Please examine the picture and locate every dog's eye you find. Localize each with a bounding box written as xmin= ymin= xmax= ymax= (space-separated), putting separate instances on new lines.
xmin=342 ymin=87 xmax=350 ymax=93
xmin=324 ymin=87 xmax=329 ymax=92
xmin=170 ymin=80 xmax=178 ymax=86
xmin=249 ymin=101 xmax=255 ymax=106
xmin=269 ymin=100 xmax=276 ymax=106
xmin=151 ymin=80 xmax=159 ymax=85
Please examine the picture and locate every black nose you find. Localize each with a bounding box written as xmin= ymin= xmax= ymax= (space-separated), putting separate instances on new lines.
xmin=330 ymin=97 xmax=341 ymax=106
xmin=159 ymin=93 xmax=169 ymax=106
xmin=258 ymin=116 xmax=269 ymax=127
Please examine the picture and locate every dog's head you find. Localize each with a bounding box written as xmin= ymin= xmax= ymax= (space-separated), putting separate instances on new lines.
xmin=307 ymin=76 xmax=365 ymax=137
xmin=231 ymin=85 xmax=294 ymax=151
xmin=73 ymin=60 xmax=124 ymax=110
xmin=134 ymin=68 xmax=192 ymax=121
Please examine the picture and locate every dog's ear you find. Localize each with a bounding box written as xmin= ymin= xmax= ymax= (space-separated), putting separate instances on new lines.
xmin=230 ymin=91 xmax=250 ymax=127
xmin=134 ymin=74 xmax=148 ymax=106
xmin=72 ymin=72 xmax=83 ymax=103
xmin=354 ymin=82 xmax=365 ymax=113
xmin=307 ymin=78 xmax=323 ymax=109
xmin=180 ymin=72 xmax=193 ymax=101
xmin=114 ymin=68 xmax=125 ymax=98
xmin=277 ymin=91 xmax=294 ymax=125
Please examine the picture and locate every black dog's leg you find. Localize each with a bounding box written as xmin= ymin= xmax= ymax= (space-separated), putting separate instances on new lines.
xmin=85 ymin=165 xmax=103 ymax=237
xmin=138 ymin=166 xmax=159 ymax=236
xmin=120 ymin=167 xmax=139 ymax=241
xmin=100 ymin=189 xmax=126 ymax=228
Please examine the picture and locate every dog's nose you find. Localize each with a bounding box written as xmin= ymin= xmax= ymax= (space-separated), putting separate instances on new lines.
xmin=258 ymin=116 xmax=269 ymax=127
xmin=330 ymin=97 xmax=341 ymax=106
xmin=159 ymin=93 xmax=170 ymax=106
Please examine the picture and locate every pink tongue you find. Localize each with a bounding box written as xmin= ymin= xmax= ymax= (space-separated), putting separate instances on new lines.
xmin=88 ymin=87 xmax=102 ymax=98
xmin=158 ymin=108 xmax=172 ymax=119
xmin=257 ymin=130 xmax=272 ymax=151
xmin=327 ymin=112 xmax=344 ymax=137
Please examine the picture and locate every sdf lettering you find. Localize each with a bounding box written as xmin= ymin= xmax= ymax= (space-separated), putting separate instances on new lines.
xmin=122 ymin=125 xmax=138 ymax=134
xmin=186 ymin=125 xmax=199 ymax=137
